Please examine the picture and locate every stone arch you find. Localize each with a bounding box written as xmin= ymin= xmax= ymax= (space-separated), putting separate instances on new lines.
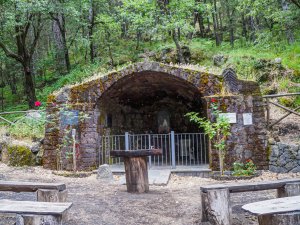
xmin=43 ymin=62 xmax=268 ymax=171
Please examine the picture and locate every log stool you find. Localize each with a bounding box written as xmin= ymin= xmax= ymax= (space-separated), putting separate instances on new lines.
xmin=110 ymin=149 xmax=162 ymax=193
xmin=242 ymin=196 xmax=300 ymax=225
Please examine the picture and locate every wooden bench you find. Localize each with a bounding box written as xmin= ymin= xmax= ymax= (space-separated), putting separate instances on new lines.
xmin=242 ymin=196 xmax=300 ymax=225
xmin=110 ymin=149 xmax=162 ymax=193
xmin=0 ymin=181 xmax=67 ymax=202
xmin=0 ymin=199 xmax=72 ymax=225
xmin=200 ymin=178 xmax=300 ymax=225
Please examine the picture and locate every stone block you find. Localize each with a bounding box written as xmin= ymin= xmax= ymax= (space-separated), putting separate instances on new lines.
xmin=97 ymin=164 xmax=114 ymax=181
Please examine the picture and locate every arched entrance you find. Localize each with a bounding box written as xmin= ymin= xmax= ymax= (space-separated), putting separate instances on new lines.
xmin=43 ymin=62 xmax=268 ymax=171
xmin=97 ymin=71 xmax=208 ymax=167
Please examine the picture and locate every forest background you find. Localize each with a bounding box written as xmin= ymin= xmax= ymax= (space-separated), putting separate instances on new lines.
xmin=0 ymin=0 xmax=299 ymax=122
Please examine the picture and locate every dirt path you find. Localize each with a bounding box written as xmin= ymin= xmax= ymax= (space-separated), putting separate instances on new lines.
xmin=0 ymin=164 xmax=300 ymax=225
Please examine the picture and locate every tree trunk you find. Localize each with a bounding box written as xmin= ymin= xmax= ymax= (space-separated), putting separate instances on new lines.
xmin=172 ymin=30 xmax=184 ymax=64
xmin=23 ymin=63 xmax=36 ymax=109
xmin=52 ymin=13 xmax=70 ymax=73
xmin=281 ymin=0 xmax=295 ymax=44
xmin=198 ymin=12 xmax=205 ymax=38
xmin=88 ymin=0 xmax=96 ymax=63
xmin=241 ymin=13 xmax=248 ymax=39
xmin=212 ymin=0 xmax=221 ymax=46
xmin=225 ymin=0 xmax=235 ymax=47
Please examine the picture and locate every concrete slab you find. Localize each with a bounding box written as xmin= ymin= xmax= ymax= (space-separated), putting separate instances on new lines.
xmin=117 ymin=169 xmax=171 ymax=186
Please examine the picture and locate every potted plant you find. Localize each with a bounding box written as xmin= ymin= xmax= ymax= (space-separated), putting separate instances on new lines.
xmin=186 ymin=98 xmax=231 ymax=175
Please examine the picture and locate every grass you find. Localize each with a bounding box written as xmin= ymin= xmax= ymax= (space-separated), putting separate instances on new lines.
xmin=0 ymin=38 xmax=299 ymax=128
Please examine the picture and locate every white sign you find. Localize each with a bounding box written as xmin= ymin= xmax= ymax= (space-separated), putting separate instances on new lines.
xmin=243 ymin=113 xmax=253 ymax=125
xmin=219 ymin=113 xmax=237 ymax=124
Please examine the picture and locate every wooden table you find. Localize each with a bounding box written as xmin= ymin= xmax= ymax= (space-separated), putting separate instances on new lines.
xmin=110 ymin=149 xmax=162 ymax=193
xmin=242 ymin=196 xmax=300 ymax=225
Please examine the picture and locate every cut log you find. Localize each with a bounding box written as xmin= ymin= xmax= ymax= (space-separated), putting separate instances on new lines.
xmin=124 ymin=157 xmax=149 ymax=193
xmin=258 ymin=213 xmax=300 ymax=225
xmin=0 ymin=181 xmax=66 ymax=192
xmin=37 ymin=189 xmax=68 ymax=202
xmin=277 ymin=182 xmax=300 ymax=198
xmin=201 ymin=178 xmax=300 ymax=193
xmin=202 ymin=188 xmax=231 ymax=225
xmin=242 ymin=196 xmax=300 ymax=215
xmin=16 ymin=214 xmax=62 ymax=225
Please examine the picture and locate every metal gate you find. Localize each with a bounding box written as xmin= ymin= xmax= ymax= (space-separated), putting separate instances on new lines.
xmin=98 ymin=132 xmax=208 ymax=168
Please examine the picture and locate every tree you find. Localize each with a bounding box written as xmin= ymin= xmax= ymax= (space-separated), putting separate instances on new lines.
xmin=0 ymin=0 xmax=47 ymax=108
xmin=186 ymin=99 xmax=231 ymax=175
xmin=49 ymin=0 xmax=71 ymax=73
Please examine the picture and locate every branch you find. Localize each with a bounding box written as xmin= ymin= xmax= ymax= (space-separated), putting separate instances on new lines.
xmin=290 ymin=0 xmax=300 ymax=8
xmin=30 ymin=14 xmax=44 ymax=57
xmin=0 ymin=40 xmax=23 ymax=63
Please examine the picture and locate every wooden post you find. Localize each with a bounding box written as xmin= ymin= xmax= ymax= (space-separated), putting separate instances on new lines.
xmin=124 ymin=156 xmax=149 ymax=193
xmin=202 ymin=188 xmax=231 ymax=225
xmin=277 ymin=182 xmax=300 ymax=198
xmin=266 ymin=98 xmax=270 ymax=128
xmin=201 ymin=192 xmax=208 ymax=222
xmin=37 ymin=189 xmax=68 ymax=202
xmin=258 ymin=213 xmax=300 ymax=225
xmin=110 ymin=149 xmax=162 ymax=193
xmin=16 ymin=214 xmax=62 ymax=225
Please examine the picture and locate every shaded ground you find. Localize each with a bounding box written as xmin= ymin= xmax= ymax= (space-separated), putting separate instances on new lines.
xmin=0 ymin=163 xmax=300 ymax=225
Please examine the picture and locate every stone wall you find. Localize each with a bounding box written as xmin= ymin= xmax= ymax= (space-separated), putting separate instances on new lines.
xmin=43 ymin=62 xmax=269 ymax=171
xmin=206 ymin=93 xmax=268 ymax=170
xmin=269 ymin=142 xmax=300 ymax=173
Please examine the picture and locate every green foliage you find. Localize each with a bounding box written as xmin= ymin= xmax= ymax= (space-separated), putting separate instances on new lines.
xmin=8 ymin=111 xmax=46 ymax=139
xmin=232 ymin=159 xmax=257 ymax=176
xmin=186 ymin=101 xmax=231 ymax=174
xmin=7 ymin=145 xmax=35 ymax=167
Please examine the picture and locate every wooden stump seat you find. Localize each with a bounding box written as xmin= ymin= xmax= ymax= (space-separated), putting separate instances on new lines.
xmin=200 ymin=178 xmax=300 ymax=225
xmin=242 ymin=196 xmax=300 ymax=225
xmin=0 ymin=200 xmax=72 ymax=225
xmin=0 ymin=181 xmax=67 ymax=202
xmin=110 ymin=149 xmax=162 ymax=193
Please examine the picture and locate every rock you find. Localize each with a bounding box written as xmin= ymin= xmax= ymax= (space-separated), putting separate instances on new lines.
xmin=30 ymin=142 xmax=41 ymax=154
xmin=285 ymin=161 xmax=298 ymax=171
xmin=274 ymin=58 xmax=282 ymax=64
xmin=97 ymin=164 xmax=113 ymax=181
xmin=26 ymin=111 xmax=42 ymax=119
xmin=213 ymin=54 xmax=228 ymax=66
xmin=181 ymin=46 xmax=191 ymax=64
xmin=290 ymin=166 xmax=300 ymax=173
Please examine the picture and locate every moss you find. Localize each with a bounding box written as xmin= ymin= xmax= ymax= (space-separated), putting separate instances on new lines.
xmin=266 ymin=144 xmax=272 ymax=161
xmin=47 ymin=94 xmax=56 ymax=103
xmin=7 ymin=145 xmax=35 ymax=167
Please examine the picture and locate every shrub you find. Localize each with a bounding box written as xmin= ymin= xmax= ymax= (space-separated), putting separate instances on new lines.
xmin=7 ymin=145 xmax=35 ymax=167
xmin=232 ymin=159 xmax=256 ymax=176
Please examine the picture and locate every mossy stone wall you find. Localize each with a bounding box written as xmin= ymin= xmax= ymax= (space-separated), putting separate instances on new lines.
xmin=43 ymin=62 xmax=268 ymax=171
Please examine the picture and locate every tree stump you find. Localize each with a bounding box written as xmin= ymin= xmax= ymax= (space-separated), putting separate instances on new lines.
xmin=202 ymin=188 xmax=231 ymax=225
xmin=277 ymin=182 xmax=300 ymax=198
xmin=37 ymin=189 xmax=67 ymax=202
xmin=258 ymin=213 xmax=300 ymax=225
xmin=16 ymin=214 xmax=62 ymax=225
xmin=110 ymin=149 xmax=162 ymax=193
xmin=124 ymin=157 xmax=149 ymax=193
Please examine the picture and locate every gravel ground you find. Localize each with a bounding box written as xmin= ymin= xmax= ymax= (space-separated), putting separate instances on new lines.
xmin=0 ymin=163 xmax=300 ymax=225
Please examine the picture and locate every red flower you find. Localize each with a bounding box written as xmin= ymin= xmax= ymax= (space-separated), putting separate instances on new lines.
xmin=211 ymin=98 xmax=217 ymax=103
xmin=246 ymin=159 xmax=252 ymax=163
xmin=34 ymin=101 xmax=42 ymax=107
